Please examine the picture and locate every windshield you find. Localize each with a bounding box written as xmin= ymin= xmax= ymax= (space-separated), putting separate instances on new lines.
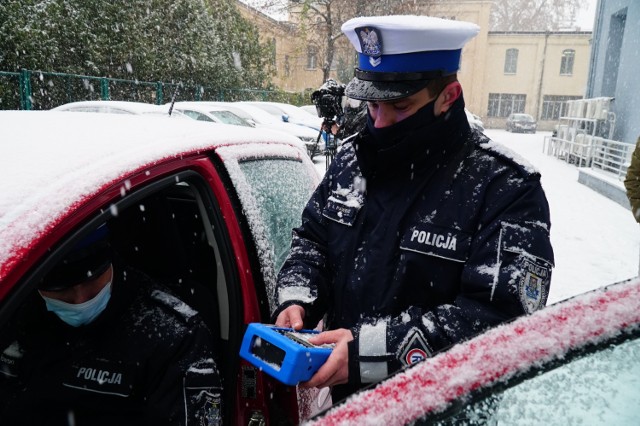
xmin=234 ymin=104 xmax=280 ymax=125
xmin=427 ymin=335 xmax=640 ymax=425
xmin=208 ymin=110 xmax=253 ymax=127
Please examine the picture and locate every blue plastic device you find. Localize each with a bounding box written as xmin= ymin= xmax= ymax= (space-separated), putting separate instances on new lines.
xmin=239 ymin=323 xmax=333 ymax=386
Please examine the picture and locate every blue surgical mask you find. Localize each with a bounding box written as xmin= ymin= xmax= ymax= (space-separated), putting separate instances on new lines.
xmin=40 ymin=281 xmax=112 ymax=327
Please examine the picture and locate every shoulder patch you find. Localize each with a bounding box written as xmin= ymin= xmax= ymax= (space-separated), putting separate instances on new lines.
xmin=477 ymin=139 xmax=539 ymax=176
xmin=398 ymin=328 xmax=432 ymax=367
xmin=150 ymin=289 xmax=198 ymax=322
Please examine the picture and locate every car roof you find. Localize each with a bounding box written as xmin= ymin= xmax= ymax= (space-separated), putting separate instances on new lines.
xmin=307 ymin=276 xmax=640 ymax=425
xmin=0 ymin=111 xmax=306 ymax=284
xmin=171 ymin=102 xmax=237 ymax=113
xmin=52 ymin=100 xmax=174 ymax=114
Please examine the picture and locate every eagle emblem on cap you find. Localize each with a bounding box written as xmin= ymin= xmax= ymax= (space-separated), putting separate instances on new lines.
xmin=356 ymin=26 xmax=383 ymax=58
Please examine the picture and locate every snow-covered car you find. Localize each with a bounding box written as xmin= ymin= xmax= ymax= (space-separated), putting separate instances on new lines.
xmin=465 ymin=108 xmax=485 ymax=132
xmin=300 ymin=104 xmax=318 ymax=116
xmin=307 ymin=276 xmax=640 ymax=425
xmin=169 ymin=102 xmax=254 ymax=127
xmin=51 ymin=100 xmax=188 ymax=118
xmin=240 ymin=101 xmax=323 ymax=131
xmin=506 ymin=113 xmax=537 ymax=133
xmin=217 ymin=102 xmax=321 ymax=158
xmin=0 ymin=111 xmax=321 ymax=424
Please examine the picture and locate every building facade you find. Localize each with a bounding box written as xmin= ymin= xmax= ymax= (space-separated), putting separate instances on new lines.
xmin=237 ymin=0 xmax=592 ymax=131
xmin=481 ymin=31 xmax=591 ymax=131
xmin=587 ymin=0 xmax=639 ymax=145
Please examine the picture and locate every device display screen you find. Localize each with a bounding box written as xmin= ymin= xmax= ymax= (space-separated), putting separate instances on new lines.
xmin=250 ymin=336 xmax=285 ymax=370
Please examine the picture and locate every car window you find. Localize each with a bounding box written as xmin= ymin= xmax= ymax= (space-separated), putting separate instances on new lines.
xmin=248 ymin=103 xmax=284 ymax=117
xmin=234 ymin=104 xmax=280 ymax=125
xmin=208 ymin=110 xmax=252 ymax=127
xmin=0 ymin=170 xmax=244 ymax=423
xmin=181 ymin=110 xmax=215 ymax=122
xmin=237 ymin=158 xmax=314 ymax=274
xmin=425 ymin=335 xmax=640 ymax=425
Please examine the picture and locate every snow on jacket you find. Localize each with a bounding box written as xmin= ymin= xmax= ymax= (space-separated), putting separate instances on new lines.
xmin=272 ymin=96 xmax=554 ymax=400
xmin=0 ymin=264 xmax=222 ymax=425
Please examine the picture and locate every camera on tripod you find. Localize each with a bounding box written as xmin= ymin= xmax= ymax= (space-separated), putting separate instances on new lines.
xmin=311 ymin=79 xmax=346 ymax=125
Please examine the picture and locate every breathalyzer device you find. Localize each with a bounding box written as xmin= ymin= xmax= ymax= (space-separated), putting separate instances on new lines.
xmin=239 ymin=323 xmax=333 ymax=386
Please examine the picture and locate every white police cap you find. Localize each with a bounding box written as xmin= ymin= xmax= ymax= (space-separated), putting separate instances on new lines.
xmin=341 ymin=15 xmax=480 ymax=101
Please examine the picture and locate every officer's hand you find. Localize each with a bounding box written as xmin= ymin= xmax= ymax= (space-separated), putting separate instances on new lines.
xmin=275 ymin=305 xmax=305 ymax=330
xmin=300 ymin=328 xmax=353 ymax=389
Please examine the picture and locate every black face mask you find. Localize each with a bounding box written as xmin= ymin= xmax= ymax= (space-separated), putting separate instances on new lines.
xmin=366 ymin=98 xmax=437 ymax=149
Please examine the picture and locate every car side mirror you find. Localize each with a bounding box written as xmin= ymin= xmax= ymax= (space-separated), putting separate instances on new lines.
xmin=282 ymin=114 xmax=289 ymax=123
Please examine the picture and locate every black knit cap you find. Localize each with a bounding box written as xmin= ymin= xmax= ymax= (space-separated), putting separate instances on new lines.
xmin=39 ymin=224 xmax=112 ymax=291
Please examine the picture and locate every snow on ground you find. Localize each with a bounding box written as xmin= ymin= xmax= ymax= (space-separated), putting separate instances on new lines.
xmin=313 ymin=129 xmax=640 ymax=304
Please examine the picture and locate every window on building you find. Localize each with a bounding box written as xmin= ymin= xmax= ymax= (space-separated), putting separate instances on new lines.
xmin=487 ymin=93 xmax=526 ymax=117
xmin=560 ymin=49 xmax=575 ymax=75
xmin=284 ymin=55 xmax=291 ymax=77
xmin=307 ymin=46 xmax=317 ymax=70
xmin=504 ymin=48 xmax=518 ymax=74
xmin=271 ymin=38 xmax=277 ymax=67
xmin=541 ymin=95 xmax=583 ymax=120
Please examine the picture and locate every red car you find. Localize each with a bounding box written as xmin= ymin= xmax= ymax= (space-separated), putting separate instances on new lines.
xmin=306 ymin=276 xmax=640 ymax=425
xmin=0 ymin=111 xmax=321 ymax=424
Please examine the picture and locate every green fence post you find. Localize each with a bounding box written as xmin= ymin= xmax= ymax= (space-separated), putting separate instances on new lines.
xmin=156 ymin=82 xmax=163 ymax=105
xmin=100 ymin=78 xmax=110 ymax=100
xmin=66 ymin=76 xmax=73 ymax=103
xmin=19 ymin=69 xmax=32 ymax=110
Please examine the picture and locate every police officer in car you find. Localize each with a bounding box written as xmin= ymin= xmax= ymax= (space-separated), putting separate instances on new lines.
xmin=0 ymin=224 xmax=222 ymax=425
xmin=273 ymin=15 xmax=554 ymax=402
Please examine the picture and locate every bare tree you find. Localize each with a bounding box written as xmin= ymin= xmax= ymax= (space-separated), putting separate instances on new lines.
xmin=243 ymin=0 xmax=432 ymax=84
xmin=490 ymin=0 xmax=582 ymax=31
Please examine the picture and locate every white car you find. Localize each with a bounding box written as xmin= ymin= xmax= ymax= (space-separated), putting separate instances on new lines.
xmin=51 ymin=100 xmax=188 ymax=118
xmin=240 ymin=101 xmax=323 ymax=132
xmin=205 ymin=102 xmax=321 ymax=158
xmin=169 ymin=102 xmax=254 ymax=127
xmin=299 ymin=104 xmax=319 ymax=116
xmin=465 ymin=108 xmax=485 ymax=132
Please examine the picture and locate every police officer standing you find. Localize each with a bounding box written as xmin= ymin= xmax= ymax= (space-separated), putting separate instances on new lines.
xmin=273 ymin=15 xmax=554 ymax=403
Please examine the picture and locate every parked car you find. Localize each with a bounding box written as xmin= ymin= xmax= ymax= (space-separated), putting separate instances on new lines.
xmin=307 ymin=276 xmax=640 ymax=425
xmin=51 ymin=100 xmax=187 ymax=118
xmin=169 ymin=102 xmax=254 ymax=127
xmin=0 ymin=111 xmax=322 ymax=424
xmin=300 ymin=104 xmax=318 ymax=116
xmin=506 ymin=113 xmax=537 ymax=133
xmin=241 ymin=101 xmax=322 ymax=132
xmin=219 ymin=102 xmax=321 ymax=158
xmin=465 ymin=108 xmax=485 ymax=132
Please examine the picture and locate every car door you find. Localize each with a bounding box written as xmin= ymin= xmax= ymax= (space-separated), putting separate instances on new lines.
xmin=0 ymin=142 xmax=318 ymax=424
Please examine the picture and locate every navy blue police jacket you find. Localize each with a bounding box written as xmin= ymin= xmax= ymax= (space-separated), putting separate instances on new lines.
xmin=0 ymin=264 xmax=222 ymax=425
xmin=272 ymin=97 xmax=554 ymax=400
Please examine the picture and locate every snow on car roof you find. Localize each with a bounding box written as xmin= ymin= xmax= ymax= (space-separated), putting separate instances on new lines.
xmin=0 ymin=111 xmax=305 ymax=282
xmin=52 ymin=100 xmax=174 ymax=114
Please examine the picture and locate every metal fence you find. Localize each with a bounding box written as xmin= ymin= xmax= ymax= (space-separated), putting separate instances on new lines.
xmin=543 ymin=134 xmax=633 ymax=179
xmin=0 ymin=69 xmax=309 ymax=110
